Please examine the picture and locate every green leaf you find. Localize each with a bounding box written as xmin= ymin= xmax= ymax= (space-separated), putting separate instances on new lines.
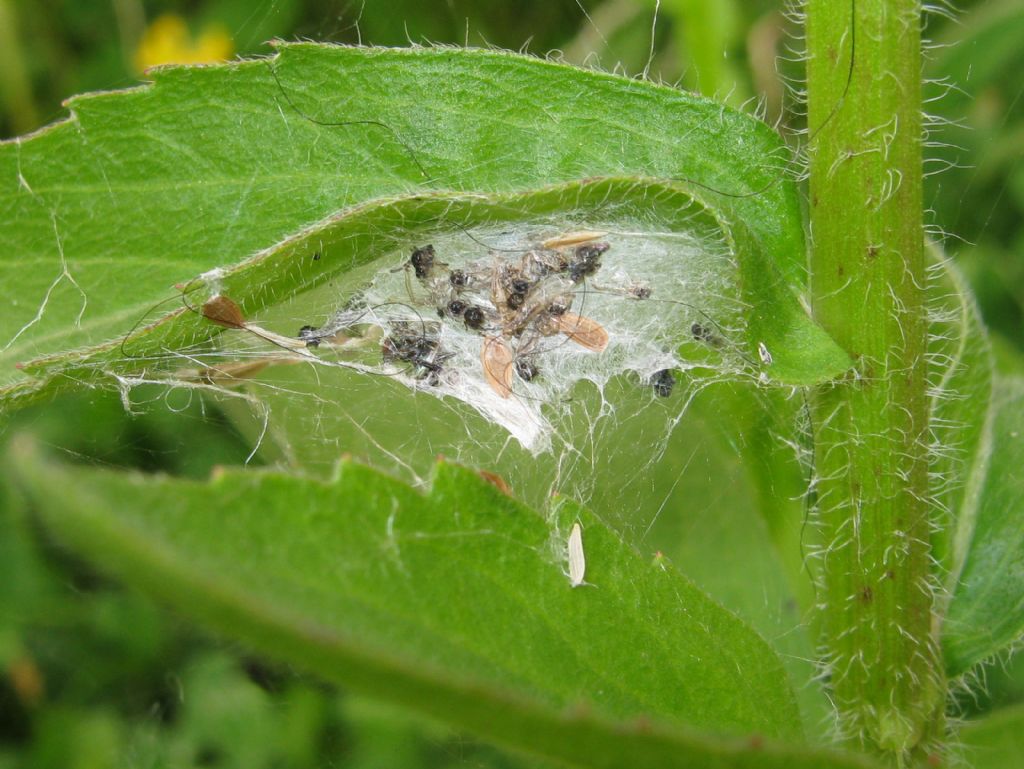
xmin=202 ymin=348 xmax=830 ymax=729
xmin=1 ymin=43 xmax=848 ymax=413
xmin=8 ymin=442 xmax=883 ymax=769
xmin=943 ymin=375 xmax=1024 ymax=675
xmin=958 ymin=703 xmax=1024 ymax=769
xmin=631 ymin=380 xmax=829 ymax=733
xmin=198 ymin=339 xmax=833 ymax=732
xmin=930 ymin=255 xmax=994 ymax=577
xmin=890 ymin=251 xmax=1008 ymax=678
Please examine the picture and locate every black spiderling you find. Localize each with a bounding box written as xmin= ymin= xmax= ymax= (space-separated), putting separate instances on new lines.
xmin=514 ymin=357 xmax=539 ymax=382
xmin=463 ymin=306 xmax=485 ymax=330
xmin=410 ymin=245 xmax=437 ymax=279
xmin=651 ymin=369 xmax=675 ymax=398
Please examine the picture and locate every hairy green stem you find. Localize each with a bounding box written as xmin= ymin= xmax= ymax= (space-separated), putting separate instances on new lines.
xmin=805 ymin=0 xmax=944 ymax=763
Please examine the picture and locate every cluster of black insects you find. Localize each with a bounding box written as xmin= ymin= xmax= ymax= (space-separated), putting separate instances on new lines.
xmin=297 ymin=234 xmax=678 ymax=399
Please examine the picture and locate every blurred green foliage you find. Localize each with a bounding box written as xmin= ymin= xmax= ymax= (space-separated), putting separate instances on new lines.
xmin=1 ymin=0 xmax=1022 ymax=766
xmin=924 ymin=0 xmax=1024 ymax=347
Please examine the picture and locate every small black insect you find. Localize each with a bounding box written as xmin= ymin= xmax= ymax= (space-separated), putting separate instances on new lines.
xmin=382 ymin=324 xmax=449 ymax=383
xmin=298 ymin=324 xmax=322 ymax=348
xmin=510 ymin=278 xmax=531 ymax=294
xmin=382 ymin=329 xmax=430 ymax=365
xmin=514 ymin=357 xmax=539 ymax=382
xmin=506 ymin=292 xmax=526 ymax=310
xmin=631 ymin=285 xmax=652 ymax=299
xmin=463 ymin=306 xmax=485 ymax=330
xmin=566 ymin=242 xmax=609 ymax=282
xmin=449 ymin=269 xmax=469 ymax=288
xmin=447 ymin=299 xmax=467 ymax=316
xmin=410 ymin=244 xmax=437 ymax=279
xmin=651 ymin=368 xmax=675 ymax=398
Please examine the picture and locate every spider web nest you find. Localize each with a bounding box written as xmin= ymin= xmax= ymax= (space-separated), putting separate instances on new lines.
xmin=111 ymin=201 xmax=771 ymax=514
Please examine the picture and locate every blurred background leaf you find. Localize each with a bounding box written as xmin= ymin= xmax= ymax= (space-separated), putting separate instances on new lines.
xmin=924 ymin=0 xmax=1024 ymax=352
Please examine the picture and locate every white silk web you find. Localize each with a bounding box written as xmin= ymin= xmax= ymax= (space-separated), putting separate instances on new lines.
xmin=122 ymin=208 xmax=764 ymax=513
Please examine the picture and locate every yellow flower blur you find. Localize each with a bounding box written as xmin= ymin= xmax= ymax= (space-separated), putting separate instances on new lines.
xmin=133 ymin=14 xmax=234 ymax=73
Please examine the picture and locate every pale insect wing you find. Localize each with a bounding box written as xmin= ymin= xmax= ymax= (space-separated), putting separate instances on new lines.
xmin=481 ymin=336 xmax=515 ymax=398
xmin=555 ymin=313 xmax=609 ymax=352
xmin=541 ymin=231 xmax=609 ymax=250
xmin=491 ymin=252 xmax=507 ymax=306
xmin=567 ymin=521 xmax=586 ymax=587
xmin=245 ymin=324 xmax=308 ymax=351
